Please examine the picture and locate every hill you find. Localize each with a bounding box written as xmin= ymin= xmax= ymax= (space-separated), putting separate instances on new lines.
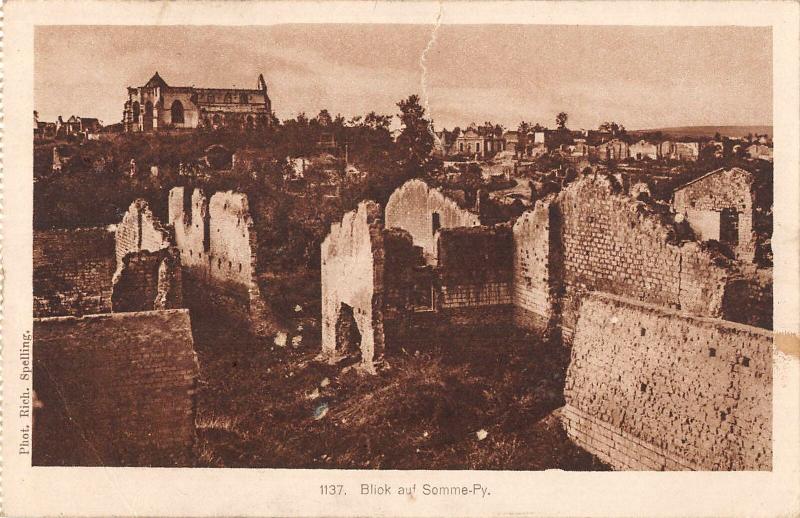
xmin=630 ymin=125 xmax=772 ymax=139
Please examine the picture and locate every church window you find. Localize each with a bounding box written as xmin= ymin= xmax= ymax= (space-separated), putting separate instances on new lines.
xmin=224 ymin=93 xmax=232 ymax=103
xmin=240 ymin=93 xmax=249 ymax=103
xmin=171 ymin=100 xmax=185 ymax=124
xmin=132 ymin=101 xmax=140 ymax=122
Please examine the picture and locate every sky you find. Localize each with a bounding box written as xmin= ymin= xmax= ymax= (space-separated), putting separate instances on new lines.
xmin=34 ymin=25 xmax=772 ymax=131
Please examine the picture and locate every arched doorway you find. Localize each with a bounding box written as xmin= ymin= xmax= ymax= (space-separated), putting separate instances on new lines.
xmin=335 ymin=303 xmax=362 ymax=361
xmin=170 ymin=100 xmax=184 ymax=125
xmin=143 ymin=101 xmax=154 ymax=131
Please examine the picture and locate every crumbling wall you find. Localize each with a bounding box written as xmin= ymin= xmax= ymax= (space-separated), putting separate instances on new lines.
xmin=320 ymin=201 xmax=385 ymax=371
xmin=435 ymin=225 xmax=513 ymax=326
xmin=115 ymin=199 xmax=172 ymax=265
xmin=514 ymin=175 xmax=732 ymax=339
xmin=112 ymin=248 xmax=183 ymax=312
xmin=168 ymin=187 xmax=272 ymax=335
xmin=512 ymin=199 xmax=560 ymax=333
xmin=673 ymin=168 xmax=756 ymax=263
xmin=33 ymin=228 xmax=116 ymax=317
xmin=33 ymin=309 xmax=199 ymax=467
xmin=385 ymin=179 xmax=480 ymax=264
xmin=561 ymin=292 xmax=772 ymax=471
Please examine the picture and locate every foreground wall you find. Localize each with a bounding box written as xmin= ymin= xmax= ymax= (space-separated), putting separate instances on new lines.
xmin=561 ymin=292 xmax=772 ymax=471
xmin=385 ymin=179 xmax=480 ymax=264
xmin=33 ymin=309 xmax=199 ymax=466
xmin=168 ymin=187 xmax=272 ymax=335
xmin=33 ymin=228 xmax=116 ymax=317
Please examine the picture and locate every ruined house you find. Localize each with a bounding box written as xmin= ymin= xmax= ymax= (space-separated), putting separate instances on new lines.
xmin=672 ymin=167 xmax=758 ymax=263
xmin=594 ymin=139 xmax=630 ymax=161
xmin=384 ymin=179 xmax=481 ymax=264
xmin=628 ymin=140 xmax=659 ymax=160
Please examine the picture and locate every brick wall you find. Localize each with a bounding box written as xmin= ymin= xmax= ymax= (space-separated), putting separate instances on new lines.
xmin=561 ymin=292 xmax=772 ymax=470
xmin=33 ymin=309 xmax=199 ymax=466
xmin=514 ymin=175 xmax=732 ymax=339
xmin=673 ymin=168 xmax=756 ymax=263
xmin=115 ymin=199 xmax=172 ymax=265
xmin=112 ymin=248 xmax=183 ymax=312
xmin=168 ymin=187 xmax=273 ymax=335
xmin=435 ymin=225 xmax=513 ymax=325
xmin=385 ymin=179 xmax=480 ymax=264
xmin=33 ymin=228 xmax=116 ymax=317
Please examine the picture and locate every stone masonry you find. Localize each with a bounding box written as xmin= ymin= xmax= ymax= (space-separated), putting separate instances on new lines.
xmin=320 ymin=201 xmax=387 ymax=372
xmin=513 ymin=175 xmax=733 ymax=340
xmin=673 ymin=167 xmax=757 ymax=263
xmin=168 ymin=186 xmax=273 ymax=335
xmin=33 ymin=227 xmax=116 ymax=317
xmin=112 ymin=199 xmax=183 ymax=312
xmin=33 ymin=309 xmax=200 ymax=466
xmin=385 ymin=179 xmax=481 ymax=264
xmin=562 ymin=292 xmax=772 ymax=471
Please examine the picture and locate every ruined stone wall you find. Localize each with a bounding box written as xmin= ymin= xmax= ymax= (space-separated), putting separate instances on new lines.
xmin=512 ymin=200 xmax=559 ymax=333
xmin=115 ymin=199 xmax=172 ymax=265
xmin=516 ymin=175 xmax=731 ymax=339
xmin=435 ymin=225 xmax=513 ymax=326
xmin=320 ymin=201 xmax=385 ymax=371
xmin=385 ymin=179 xmax=480 ymax=264
xmin=673 ymin=168 xmax=755 ymax=263
xmin=168 ymin=187 xmax=272 ymax=334
xmin=33 ymin=228 xmax=116 ymax=317
xmin=33 ymin=309 xmax=199 ymax=466
xmin=111 ymin=249 xmax=183 ymax=312
xmin=561 ymin=293 xmax=772 ymax=471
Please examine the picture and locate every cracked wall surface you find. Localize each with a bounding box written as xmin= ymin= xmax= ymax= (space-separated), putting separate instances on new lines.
xmin=168 ymin=187 xmax=273 ymax=335
xmin=33 ymin=309 xmax=200 ymax=466
xmin=321 ymin=201 xmax=386 ymax=371
xmin=562 ymin=292 xmax=772 ymax=471
xmin=513 ymin=175 xmax=732 ymax=340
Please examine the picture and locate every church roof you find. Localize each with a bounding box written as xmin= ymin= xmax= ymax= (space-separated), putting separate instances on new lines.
xmin=145 ymin=72 xmax=168 ymax=88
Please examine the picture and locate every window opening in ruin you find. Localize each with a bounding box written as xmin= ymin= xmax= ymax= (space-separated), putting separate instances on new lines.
xmin=720 ymin=208 xmax=739 ymax=248
xmin=709 ymin=347 xmax=716 ymax=357
xmin=143 ymin=101 xmax=154 ymax=131
xmin=132 ymin=102 xmax=140 ymax=123
xmin=171 ymin=100 xmax=185 ymax=124
xmin=432 ymin=212 xmax=441 ymax=235
xmin=203 ymin=209 xmax=211 ymax=252
xmin=742 ymin=357 xmax=750 ymax=367
xmin=640 ymin=383 xmax=647 ymax=393
xmin=183 ymin=189 xmax=193 ymax=225
xmin=335 ymin=303 xmax=362 ymax=361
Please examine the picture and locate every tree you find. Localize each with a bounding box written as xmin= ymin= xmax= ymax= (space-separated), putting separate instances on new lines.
xmin=556 ymin=112 xmax=568 ymax=130
xmin=315 ymin=109 xmax=332 ymax=127
xmin=396 ymin=94 xmax=434 ymax=176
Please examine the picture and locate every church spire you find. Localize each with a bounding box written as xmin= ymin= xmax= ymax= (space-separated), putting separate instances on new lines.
xmin=257 ymin=73 xmax=267 ymax=92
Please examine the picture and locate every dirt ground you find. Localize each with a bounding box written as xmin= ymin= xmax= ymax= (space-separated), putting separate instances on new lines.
xmin=191 ymin=307 xmax=609 ymax=471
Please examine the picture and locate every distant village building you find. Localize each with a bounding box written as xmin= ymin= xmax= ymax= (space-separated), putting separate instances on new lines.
xmin=54 ymin=115 xmax=103 ymax=137
xmin=629 ymin=140 xmax=659 ymax=160
xmin=451 ymin=124 xmax=504 ymax=158
xmin=595 ymin=139 xmax=630 ymax=161
xmin=747 ymin=144 xmax=773 ymax=162
xmin=123 ymin=72 xmax=272 ymax=132
xmin=659 ymin=141 xmax=700 ymax=161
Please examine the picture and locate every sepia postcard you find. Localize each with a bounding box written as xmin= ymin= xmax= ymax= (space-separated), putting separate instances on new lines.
xmin=2 ymin=1 xmax=799 ymax=516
